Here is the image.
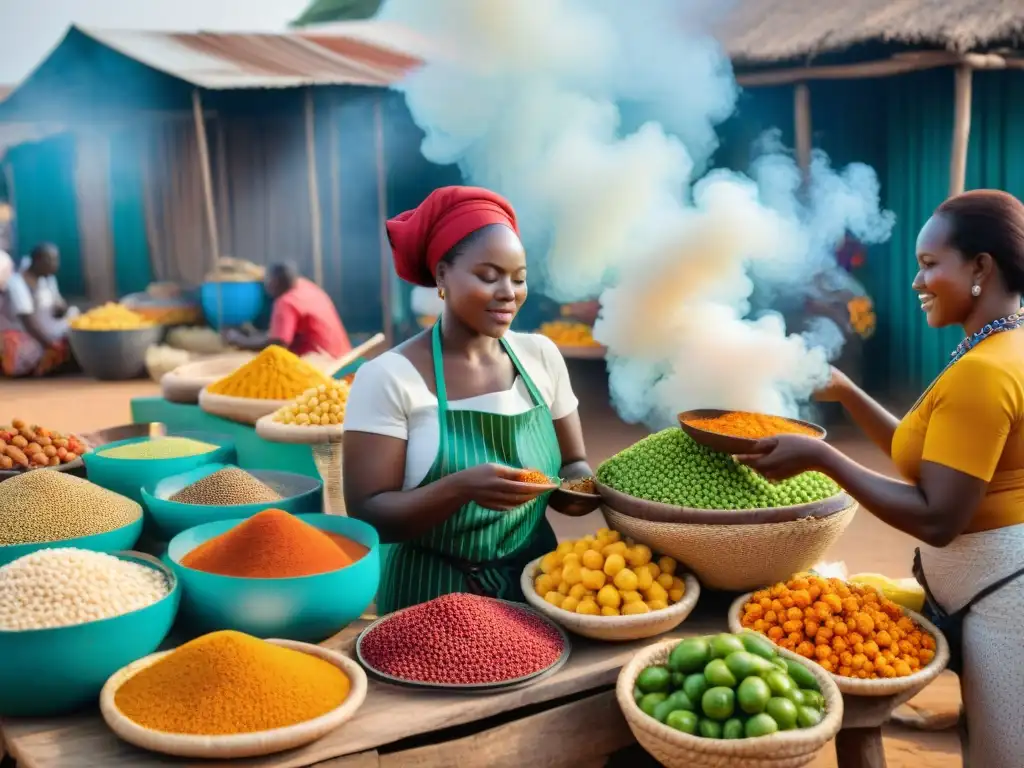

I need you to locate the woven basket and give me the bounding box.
[727,592,950,697]
[520,559,701,641]
[600,486,856,592]
[617,640,843,768]
[198,388,288,426]
[100,639,367,759]
[160,353,254,404]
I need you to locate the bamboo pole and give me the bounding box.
[305,88,325,288]
[949,65,974,198]
[793,82,812,178]
[191,89,222,326]
[328,95,343,301]
[373,94,393,346]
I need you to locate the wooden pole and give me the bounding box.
[949,65,974,198]
[794,82,812,178]
[191,89,222,326]
[328,95,343,302]
[305,88,325,288]
[373,94,393,345]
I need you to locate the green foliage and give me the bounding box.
[291,0,384,27]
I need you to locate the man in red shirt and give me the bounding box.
[225,264,351,357]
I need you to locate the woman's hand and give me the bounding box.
[733,435,835,482]
[814,366,853,403]
[453,463,554,511]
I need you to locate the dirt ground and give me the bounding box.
[1,361,962,766]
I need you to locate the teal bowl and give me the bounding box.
[141,463,323,540]
[0,514,143,567]
[82,431,236,503]
[167,514,380,643]
[0,551,180,717]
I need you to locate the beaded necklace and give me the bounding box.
[948,312,1023,366]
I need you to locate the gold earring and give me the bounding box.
[438,287,445,300]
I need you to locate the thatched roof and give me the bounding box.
[719,0,1024,63]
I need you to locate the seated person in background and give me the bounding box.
[225,263,352,358]
[0,243,76,377]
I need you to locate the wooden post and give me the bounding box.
[329,95,343,302]
[373,94,393,345]
[305,88,325,288]
[794,82,812,179]
[949,65,974,197]
[191,89,223,326]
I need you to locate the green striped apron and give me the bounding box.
[377,322,562,613]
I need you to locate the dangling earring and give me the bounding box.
[972,284,982,297]
[438,287,445,300]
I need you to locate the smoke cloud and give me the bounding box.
[381,0,894,428]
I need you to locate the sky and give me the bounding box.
[0,0,311,85]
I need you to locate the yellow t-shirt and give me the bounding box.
[892,330,1024,533]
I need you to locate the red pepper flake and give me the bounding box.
[360,593,564,685]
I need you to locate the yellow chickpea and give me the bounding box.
[549,568,563,587]
[622,601,651,615]
[657,573,675,590]
[635,565,654,591]
[645,582,669,604]
[573,540,590,557]
[604,553,626,577]
[626,544,653,568]
[562,563,583,586]
[561,596,580,613]
[580,567,606,591]
[535,574,554,595]
[620,590,644,604]
[597,584,621,609]
[555,541,574,555]
[647,600,669,612]
[614,567,639,592]
[602,541,628,558]
[601,606,621,617]
[576,598,601,616]
[605,530,622,543]
[562,553,581,568]
[581,549,604,570]
[647,562,662,580]
[568,583,589,600]
[544,591,564,608]
[540,553,560,574]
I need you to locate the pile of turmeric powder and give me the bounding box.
[113,631,350,735]
[684,411,821,440]
[207,346,330,400]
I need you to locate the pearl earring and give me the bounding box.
[972,284,982,297]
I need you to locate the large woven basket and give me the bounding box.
[727,592,950,697]
[617,639,843,768]
[599,484,856,592]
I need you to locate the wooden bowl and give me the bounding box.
[678,409,826,455]
[255,412,344,446]
[100,639,367,759]
[548,481,601,517]
[198,387,288,426]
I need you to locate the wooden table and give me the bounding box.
[0,595,926,768]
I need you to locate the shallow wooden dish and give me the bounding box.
[159,352,254,404]
[678,409,826,455]
[255,412,344,445]
[198,387,288,426]
[99,639,367,759]
[549,479,601,517]
[727,591,950,697]
[521,558,701,642]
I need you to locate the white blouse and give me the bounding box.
[344,332,579,490]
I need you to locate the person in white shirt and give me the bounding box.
[343,186,593,613]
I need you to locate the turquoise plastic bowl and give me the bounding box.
[82,431,236,503]
[0,551,180,717]
[140,463,323,540]
[0,515,143,567]
[167,514,380,643]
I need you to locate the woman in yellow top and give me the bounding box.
[736,189,1024,766]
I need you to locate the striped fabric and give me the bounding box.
[377,323,562,613]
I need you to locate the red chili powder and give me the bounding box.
[360,593,564,685]
[181,509,364,578]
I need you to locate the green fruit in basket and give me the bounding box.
[737,676,772,715]
[765,670,796,697]
[770,657,789,671]
[666,709,700,735]
[669,637,710,673]
[683,673,710,703]
[722,718,746,740]
[698,719,723,739]
[704,659,736,688]
[802,690,826,711]
[710,634,746,659]
[671,672,686,688]
[636,666,671,694]
[639,692,669,717]
[740,631,778,661]
[725,651,775,679]
[633,685,644,704]
[781,687,806,707]
[766,697,799,730]
[785,659,820,692]
[797,705,824,729]
[745,713,780,738]
[701,687,736,721]
[653,691,694,722]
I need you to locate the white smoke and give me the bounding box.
[381,0,894,428]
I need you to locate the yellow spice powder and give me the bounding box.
[207,346,330,400]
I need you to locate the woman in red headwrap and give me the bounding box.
[343,186,592,612]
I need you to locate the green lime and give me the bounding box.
[704,659,737,688]
[765,670,796,697]
[669,638,711,674]
[771,657,789,671]
[740,631,777,661]
[766,697,799,730]
[653,691,694,722]
[737,676,772,715]
[666,709,699,734]
[683,673,710,703]
[671,672,686,689]
[801,690,826,710]
[701,686,736,721]
[797,705,824,729]
[785,659,820,692]
[636,666,671,694]
[633,685,644,704]
[725,651,775,679]
[699,719,723,739]
[710,633,746,659]
[745,713,780,738]
[781,687,806,707]
[639,692,668,718]
[722,718,745,740]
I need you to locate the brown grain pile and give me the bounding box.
[169,468,282,506]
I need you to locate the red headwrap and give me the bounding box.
[386,186,519,287]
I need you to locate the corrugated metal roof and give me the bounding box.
[74,24,421,89]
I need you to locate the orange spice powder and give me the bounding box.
[685,411,819,440]
[518,469,552,485]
